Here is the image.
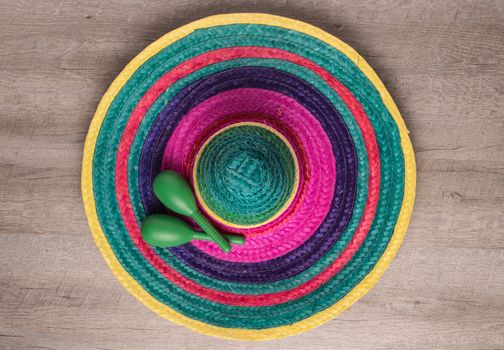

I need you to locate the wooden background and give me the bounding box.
[1,0,503,349]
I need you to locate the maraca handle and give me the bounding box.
[192,211,231,252]
[192,232,245,245]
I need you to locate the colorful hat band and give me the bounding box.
[193,122,300,229]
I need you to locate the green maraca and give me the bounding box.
[141,214,245,248]
[153,170,232,252]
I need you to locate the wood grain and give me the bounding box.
[1,0,503,349]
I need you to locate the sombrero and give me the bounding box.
[81,13,416,340]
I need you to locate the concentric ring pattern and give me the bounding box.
[81,13,416,340]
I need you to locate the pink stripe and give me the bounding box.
[162,88,335,262]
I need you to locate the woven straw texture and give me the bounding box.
[193,122,300,228]
[81,13,416,340]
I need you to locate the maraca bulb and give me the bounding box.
[141,214,246,248]
[153,171,197,216]
[141,214,193,247]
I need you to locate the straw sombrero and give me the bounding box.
[82,13,416,340]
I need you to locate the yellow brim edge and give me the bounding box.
[81,13,416,341]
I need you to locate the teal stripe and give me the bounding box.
[130,58,366,293]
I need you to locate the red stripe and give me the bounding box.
[114,46,380,306]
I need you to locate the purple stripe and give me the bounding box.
[138,66,357,283]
